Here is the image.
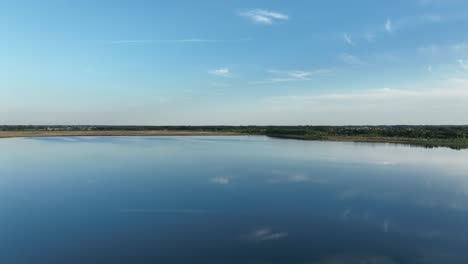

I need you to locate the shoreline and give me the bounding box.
[1,130,467,150]
[0,130,242,138]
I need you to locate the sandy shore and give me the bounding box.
[0,130,242,139]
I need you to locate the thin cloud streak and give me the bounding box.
[240,9,289,24]
[343,13,451,45]
[344,33,354,45]
[109,38,251,44]
[210,176,230,184]
[385,13,453,33]
[269,85,468,103]
[208,68,231,77]
[246,228,288,242]
[252,69,331,84]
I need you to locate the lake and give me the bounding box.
[1,136,468,264]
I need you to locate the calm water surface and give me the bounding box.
[1,136,468,264]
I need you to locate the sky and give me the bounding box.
[2,0,468,125]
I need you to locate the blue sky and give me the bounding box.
[2,0,468,125]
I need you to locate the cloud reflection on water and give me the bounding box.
[245,227,289,242]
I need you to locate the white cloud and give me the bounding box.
[210,176,230,185]
[253,69,330,84]
[240,9,289,24]
[208,68,231,77]
[343,33,354,45]
[256,78,468,125]
[385,18,393,33]
[287,70,317,79]
[247,228,288,242]
[269,83,468,102]
[9,66,467,126]
[458,59,468,70]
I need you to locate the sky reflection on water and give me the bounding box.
[1,136,468,264]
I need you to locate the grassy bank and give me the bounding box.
[266,134,468,150]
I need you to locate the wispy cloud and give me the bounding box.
[385,14,449,34]
[269,82,468,103]
[109,38,251,44]
[418,41,468,57]
[458,59,468,70]
[246,227,288,242]
[259,78,468,125]
[210,176,230,184]
[208,68,231,77]
[280,69,329,79]
[252,69,330,84]
[414,42,468,76]
[343,33,354,45]
[344,14,449,44]
[287,71,315,79]
[240,9,289,24]
[385,18,393,33]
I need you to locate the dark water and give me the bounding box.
[1,136,468,264]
